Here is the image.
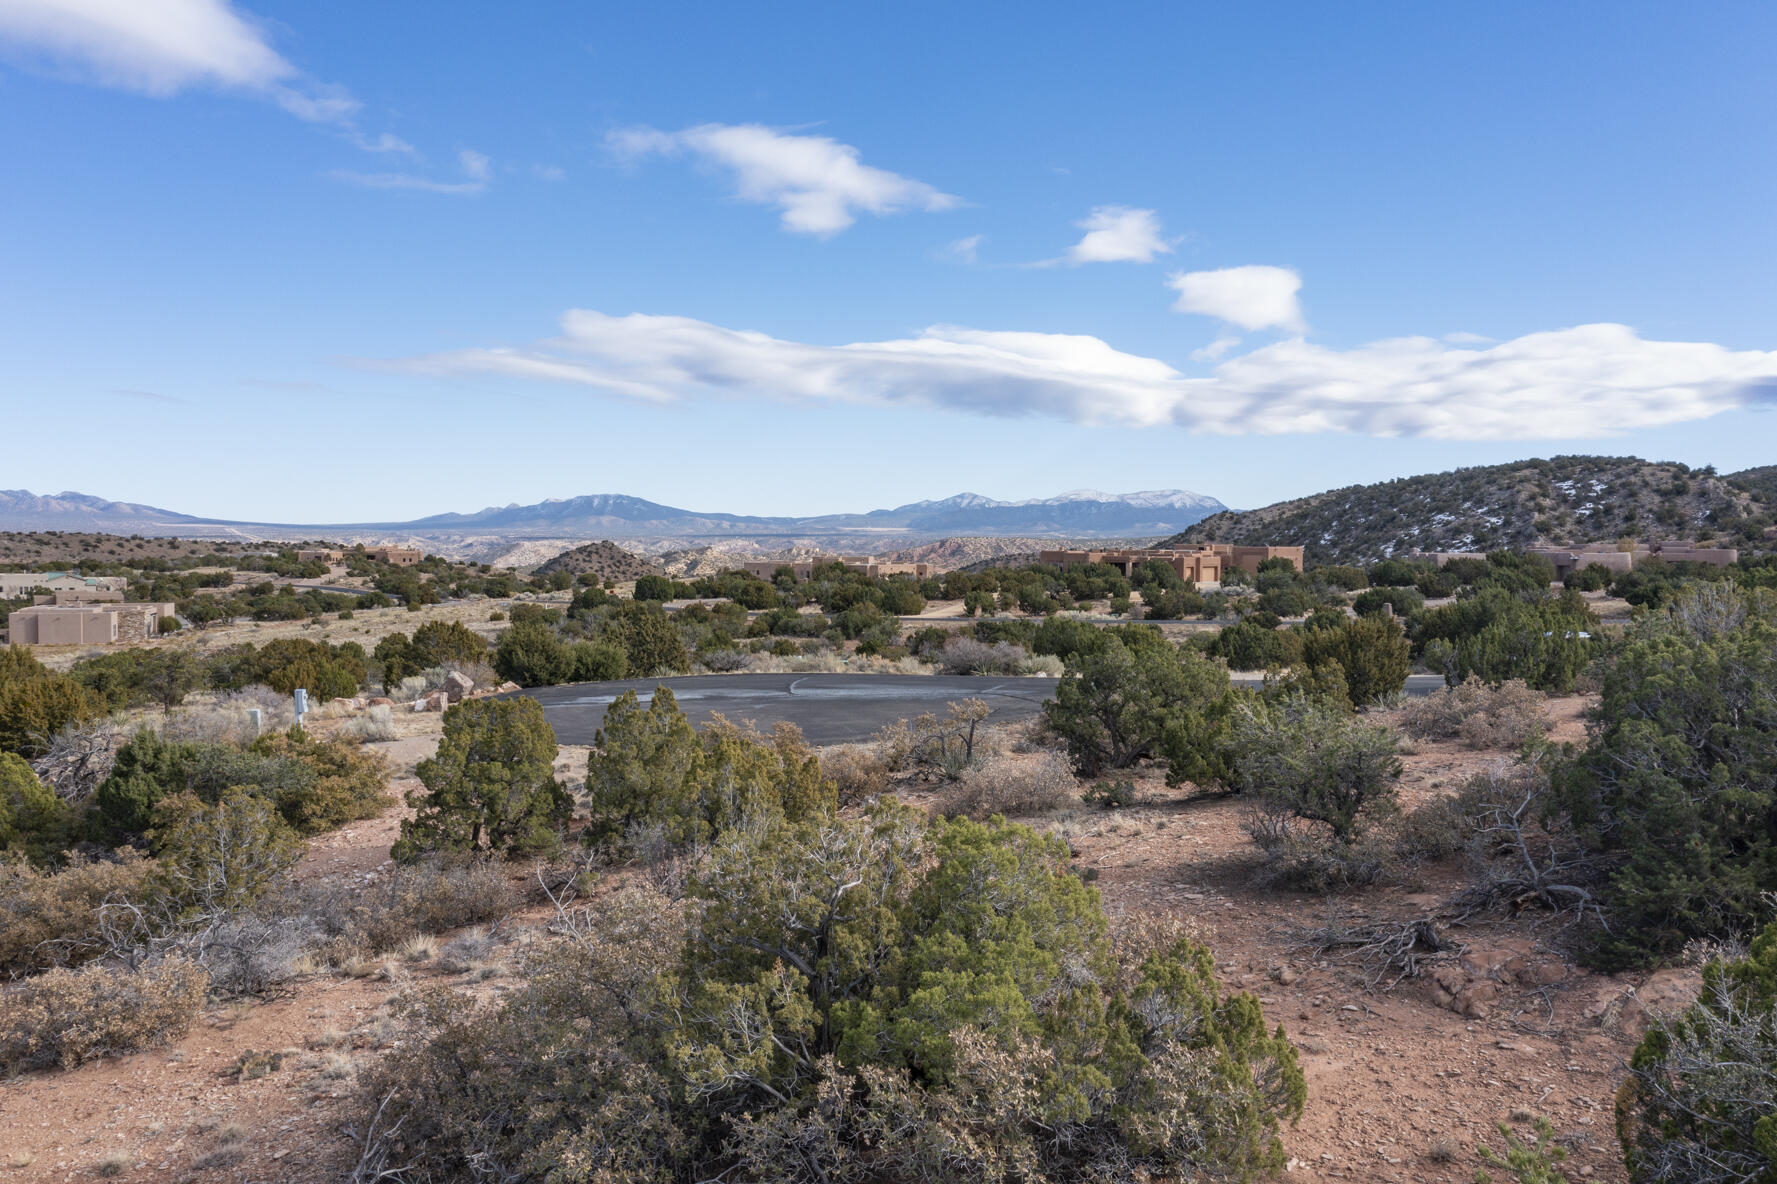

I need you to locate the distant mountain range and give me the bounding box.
[0,487,1227,543]
[1168,456,1773,565]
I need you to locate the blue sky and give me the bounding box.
[2,1,1774,522]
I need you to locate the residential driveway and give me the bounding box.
[506,672,1446,746]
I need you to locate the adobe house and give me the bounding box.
[1527,542,1738,579]
[297,548,346,563]
[4,601,177,645]
[365,546,422,566]
[1038,543,1303,584]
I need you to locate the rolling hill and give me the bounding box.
[1168,456,1773,565]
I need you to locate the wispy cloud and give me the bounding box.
[110,387,189,405]
[941,234,984,264]
[1050,206,1173,265]
[607,122,959,236]
[376,311,1777,440]
[329,148,492,196]
[1168,265,1304,332]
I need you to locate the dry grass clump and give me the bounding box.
[338,704,397,742]
[820,743,891,808]
[93,1150,133,1177]
[0,958,207,1073]
[0,852,155,977]
[1399,676,1547,750]
[947,750,1077,818]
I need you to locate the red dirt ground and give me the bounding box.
[1,694,1679,1182]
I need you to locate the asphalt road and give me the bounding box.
[508,672,1448,747]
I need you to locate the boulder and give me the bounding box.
[498,681,522,694]
[329,697,358,711]
[444,670,475,703]
[423,690,449,712]
[368,697,394,707]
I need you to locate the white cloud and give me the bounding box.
[606,122,959,236]
[1063,206,1172,264]
[378,313,1777,440]
[329,147,490,196]
[0,0,359,122]
[458,149,490,181]
[532,164,566,181]
[942,234,983,264]
[1444,330,1494,345]
[349,131,415,155]
[1169,265,1305,332]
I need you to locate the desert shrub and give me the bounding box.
[1352,586,1423,618]
[1399,675,1547,749]
[1395,792,1476,863]
[254,732,391,832]
[29,717,124,804]
[0,957,207,1073]
[695,647,746,672]
[947,750,1077,818]
[1477,1117,1572,1184]
[410,621,487,666]
[1414,587,1599,692]
[1554,583,1777,965]
[394,698,569,861]
[337,703,397,743]
[936,635,1029,675]
[492,621,575,687]
[0,852,155,977]
[148,788,303,919]
[1618,917,1777,1184]
[570,639,629,681]
[1044,636,1236,787]
[194,912,318,997]
[308,856,520,961]
[1236,696,1402,889]
[1206,618,1303,671]
[1082,778,1136,809]
[0,662,105,758]
[820,743,890,808]
[357,809,1305,1183]
[1015,652,1065,676]
[583,689,834,847]
[611,602,693,677]
[1297,614,1412,708]
[0,752,73,864]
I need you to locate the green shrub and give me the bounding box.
[410,620,487,666]
[0,752,73,864]
[394,697,569,861]
[1619,918,1777,1183]
[359,809,1305,1183]
[0,661,105,758]
[583,689,833,846]
[1236,696,1402,889]
[148,788,303,918]
[1298,615,1411,707]
[252,733,390,833]
[492,620,574,686]
[1044,637,1235,787]
[1083,779,1136,809]
[1555,584,1777,965]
